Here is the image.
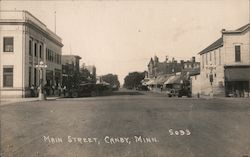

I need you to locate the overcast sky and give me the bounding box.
[1,0,249,84]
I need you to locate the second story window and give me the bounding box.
[202,55,204,69]
[219,48,221,65]
[39,45,42,58]
[29,40,32,56]
[34,43,37,57]
[3,37,14,52]
[214,51,216,65]
[205,53,208,65]
[235,45,241,62]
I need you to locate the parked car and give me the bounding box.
[68,83,111,98]
[165,85,191,97]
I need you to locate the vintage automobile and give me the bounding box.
[165,84,191,98]
[68,83,111,98]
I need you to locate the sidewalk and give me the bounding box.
[0,96,60,106]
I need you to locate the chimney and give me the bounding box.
[172,57,175,63]
[165,56,169,62]
[192,57,195,63]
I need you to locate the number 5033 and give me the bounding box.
[169,129,191,136]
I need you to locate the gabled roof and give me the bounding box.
[236,23,250,31]
[147,57,154,66]
[198,23,249,55]
[198,37,223,55]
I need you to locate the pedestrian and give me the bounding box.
[58,85,62,96]
[30,84,35,97]
[45,84,50,96]
[63,85,67,97]
[52,84,55,95]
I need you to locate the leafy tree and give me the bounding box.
[101,74,120,89]
[123,72,145,89]
[80,66,96,83]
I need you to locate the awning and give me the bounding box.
[225,66,250,81]
[164,75,183,84]
[155,74,172,85]
[141,78,150,85]
[146,79,156,85]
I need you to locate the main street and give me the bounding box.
[1,90,250,157]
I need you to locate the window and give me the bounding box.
[235,45,241,62]
[34,68,37,86]
[46,48,48,60]
[219,49,221,65]
[39,45,42,58]
[206,53,208,65]
[209,52,212,61]
[214,51,216,65]
[3,37,14,52]
[29,67,32,87]
[202,55,204,69]
[34,43,37,57]
[3,67,13,87]
[29,40,32,56]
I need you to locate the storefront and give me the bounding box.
[224,66,250,97]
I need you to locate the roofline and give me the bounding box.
[198,44,223,55]
[222,23,250,34]
[62,55,82,59]
[198,23,249,55]
[0,10,63,47]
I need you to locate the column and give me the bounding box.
[43,43,46,86]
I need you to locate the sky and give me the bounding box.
[1,0,249,84]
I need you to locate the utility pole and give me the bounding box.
[206,62,216,98]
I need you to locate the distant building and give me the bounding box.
[147,55,200,78]
[197,23,250,97]
[61,55,81,86]
[147,56,183,78]
[0,10,63,98]
[146,55,200,93]
[85,65,96,77]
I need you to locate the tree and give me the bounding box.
[80,66,96,83]
[101,74,120,89]
[123,72,145,89]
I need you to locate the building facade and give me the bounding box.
[147,56,183,78]
[147,56,200,78]
[0,10,63,98]
[62,55,81,87]
[198,23,250,97]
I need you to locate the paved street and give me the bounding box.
[1,90,250,157]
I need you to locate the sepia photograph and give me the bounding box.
[0,0,250,156]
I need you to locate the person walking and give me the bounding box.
[63,85,67,97]
[30,84,35,97]
[51,84,55,95]
[58,85,62,96]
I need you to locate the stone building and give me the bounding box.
[0,10,63,98]
[197,23,250,97]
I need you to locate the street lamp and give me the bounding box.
[206,62,216,98]
[35,61,47,100]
